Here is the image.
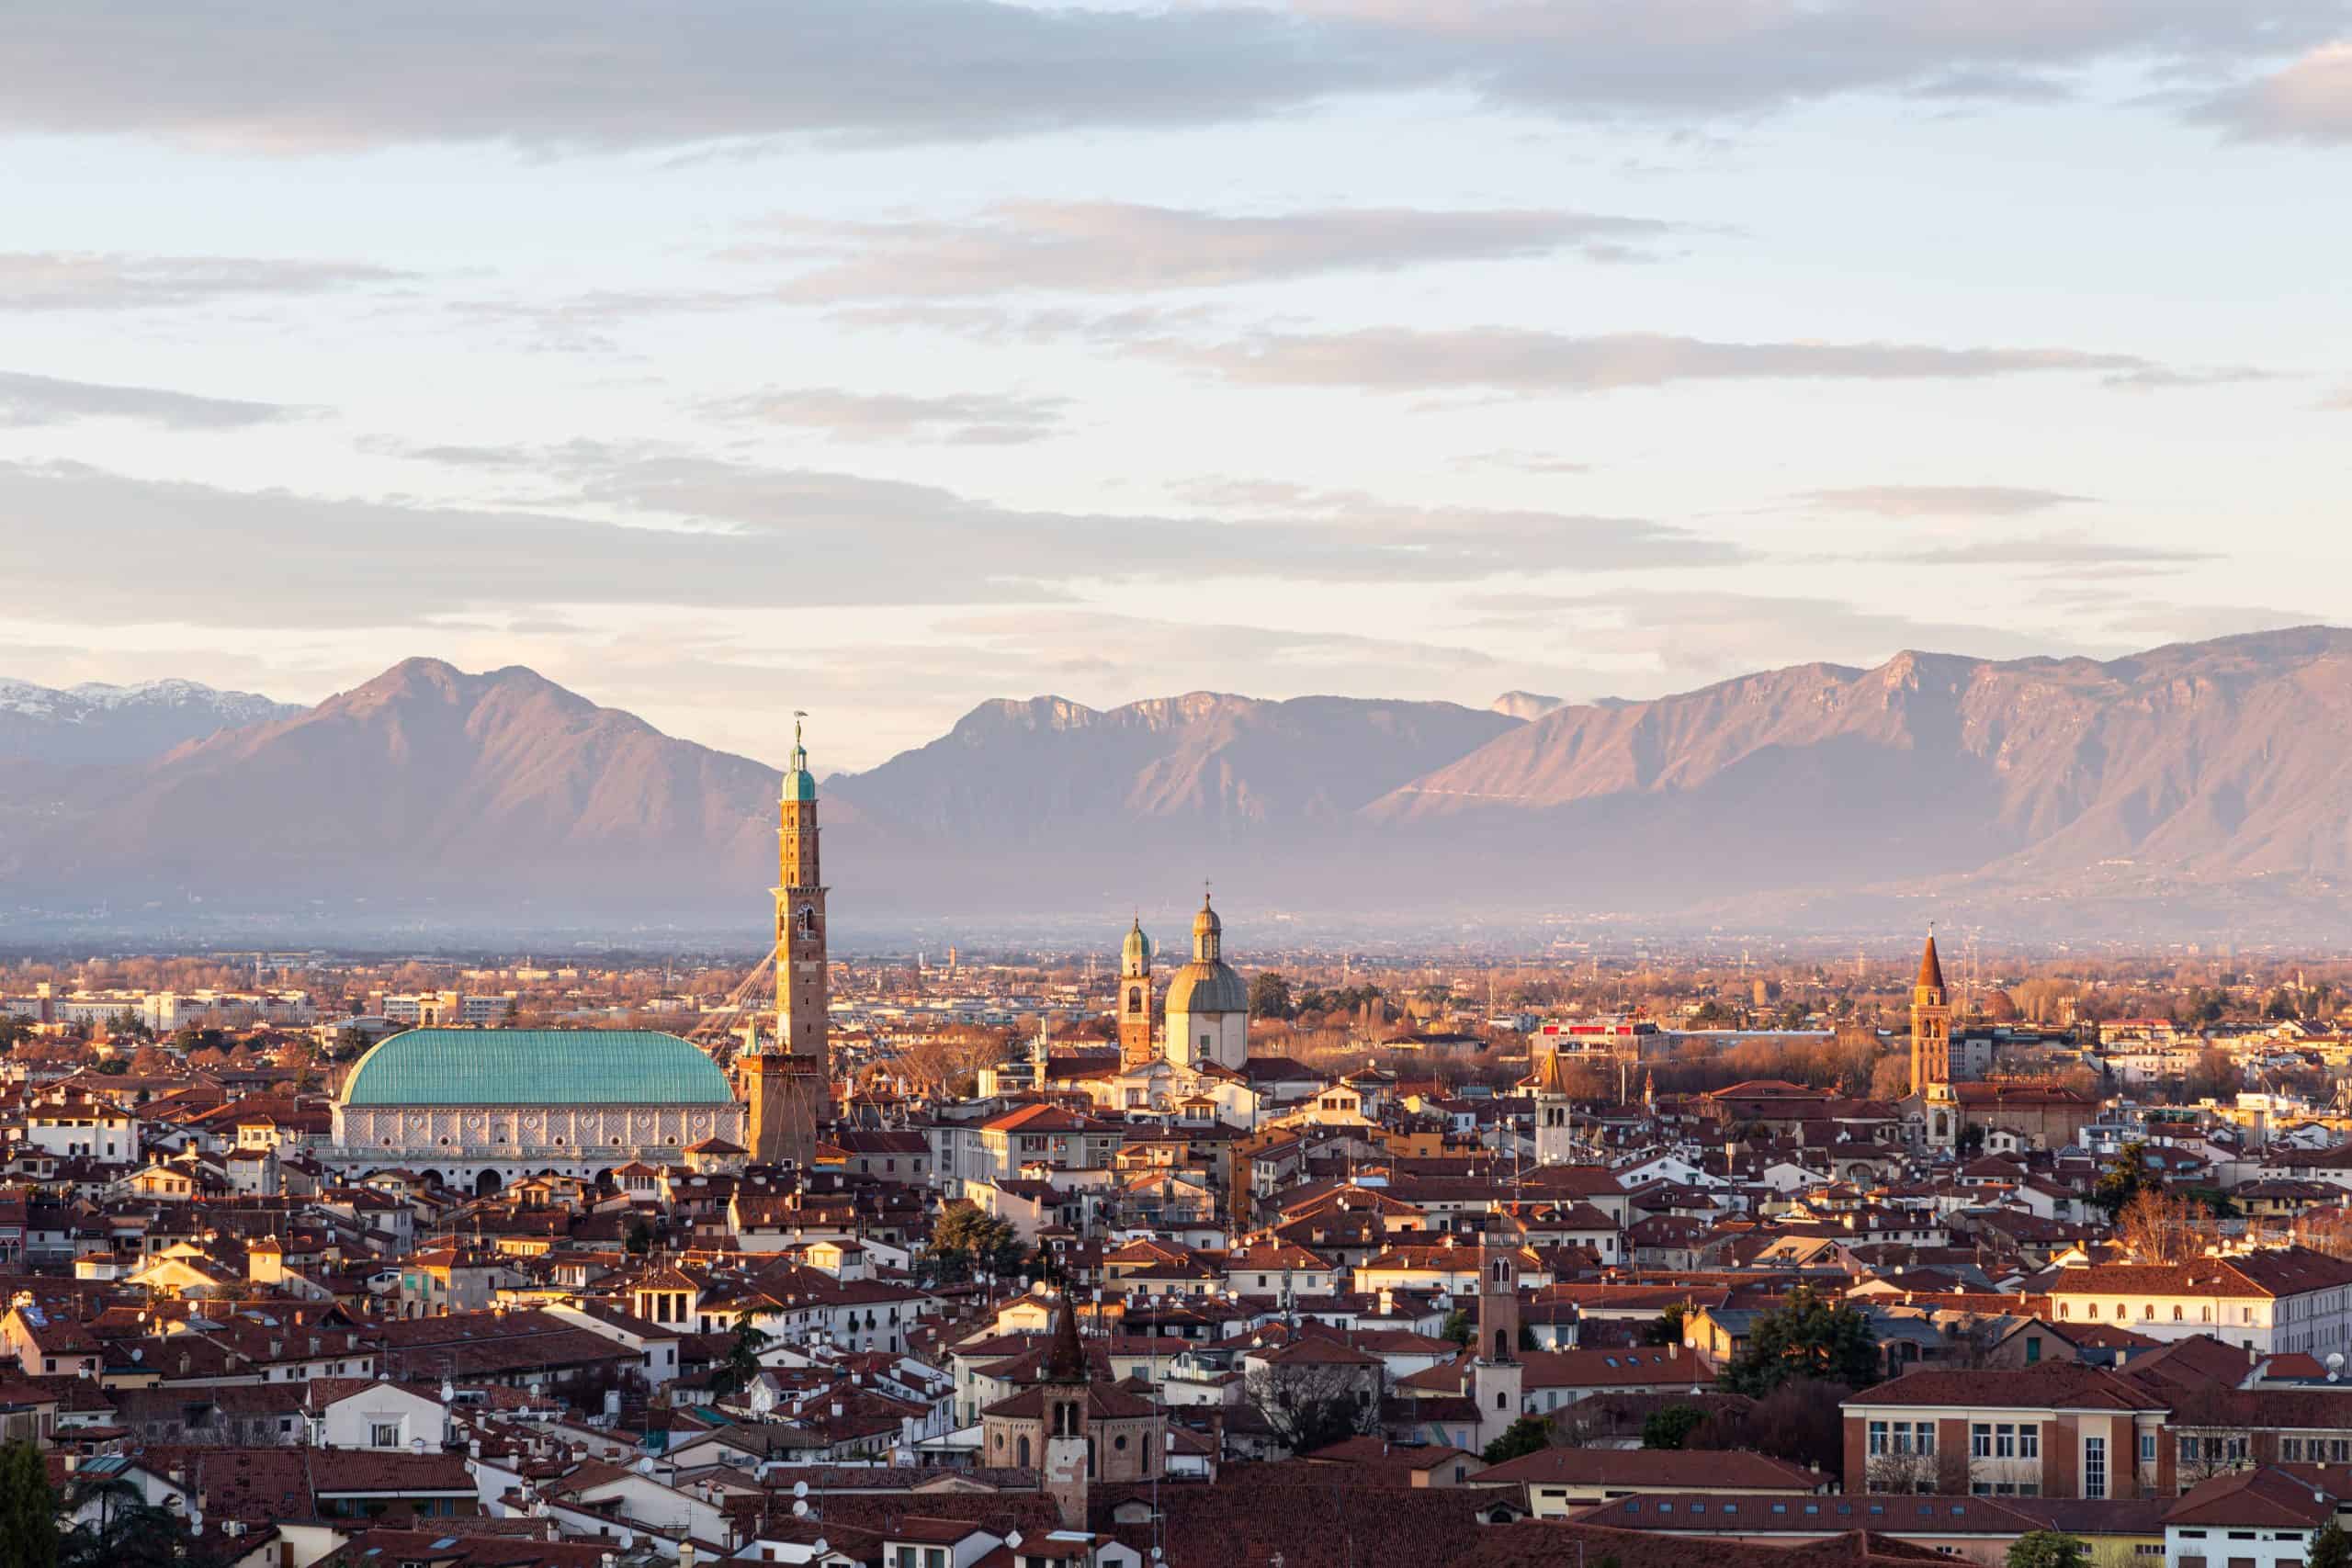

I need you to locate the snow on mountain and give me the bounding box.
[0,675,300,761]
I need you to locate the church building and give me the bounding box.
[1163,894,1248,1072]
[1908,927,2098,1152]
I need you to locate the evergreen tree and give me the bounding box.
[0,1438,59,1568]
[1482,1415,1552,1464]
[1641,1303,1689,1346]
[928,1202,1027,1283]
[2308,1517,2352,1568]
[2005,1532,2088,1568]
[1249,973,1295,1021]
[709,1313,772,1400]
[1718,1285,1879,1396]
[1642,1404,1704,1450]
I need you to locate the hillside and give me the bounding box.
[1365,626,2352,916]
[826,691,1521,841]
[12,659,796,914]
[0,676,299,764]
[13,631,2352,934]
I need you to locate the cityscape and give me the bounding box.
[6,5,2352,1568]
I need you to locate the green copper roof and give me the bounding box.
[340,1029,734,1108]
[782,723,818,803]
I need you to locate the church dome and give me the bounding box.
[1121,919,1152,973]
[1167,891,1245,1015]
[1165,957,1248,1017]
[341,1029,735,1108]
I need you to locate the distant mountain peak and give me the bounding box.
[17,628,2352,934]
[0,674,300,764]
[1490,691,1564,720]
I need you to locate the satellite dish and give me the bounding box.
[791,1501,808,1518]
[793,1482,808,1499]
[1006,1533,1023,1551]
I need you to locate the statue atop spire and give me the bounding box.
[782,710,814,802]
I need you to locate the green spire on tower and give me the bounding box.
[782,710,816,802]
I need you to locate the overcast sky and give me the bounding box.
[3,1,2347,771]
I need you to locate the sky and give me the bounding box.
[2,1,2348,773]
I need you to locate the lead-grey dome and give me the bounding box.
[1164,960,1248,1016]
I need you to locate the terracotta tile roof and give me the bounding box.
[2165,1465,2340,1529]
[1475,1448,1823,1491]
[1577,1493,2043,1535]
[1844,1366,2165,1413]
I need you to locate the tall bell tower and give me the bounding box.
[745,715,831,1168]
[1908,928,1951,1096]
[1117,917,1154,1068]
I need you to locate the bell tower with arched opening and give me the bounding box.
[745,715,830,1168]
[1117,917,1154,1067]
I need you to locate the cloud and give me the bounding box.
[0,370,300,430]
[531,446,1740,579]
[1146,327,2191,394]
[0,252,412,311]
[444,289,760,355]
[1903,67,2075,105]
[827,301,1227,347]
[1905,530,2215,567]
[356,436,539,469]
[1453,450,1593,475]
[1461,587,2113,681]
[0,2,2328,152]
[694,386,1068,445]
[2196,40,2352,142]
[1795,485,2093,517]
[0,1,1407,152]
[0,454,1736,633]
[755,200,1699,300]
[1306,1,2346,124]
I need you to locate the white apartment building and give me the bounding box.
[2043,1247,2352,1355]
[24,1100,139,1163]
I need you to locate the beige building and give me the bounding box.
[1163,895,1248,1072]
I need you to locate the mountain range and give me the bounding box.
[0,677,299,765]
[9,628,2352,936]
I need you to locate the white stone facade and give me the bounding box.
[325,1101,744,1188]
[1165,1004,1248,1072]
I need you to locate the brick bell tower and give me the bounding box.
[1908,927,1951,1096]
[1471,1244,1524,1451]
[1117,916,1154,1068]
[744,715,830,1168]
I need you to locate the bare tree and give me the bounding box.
[2297,1208,2352,1262]
[2169,1385,2250,1486]
[1242,1359,1386,1454]
[1866,1448,1940,1495]
[2118,1189,2211,1265]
